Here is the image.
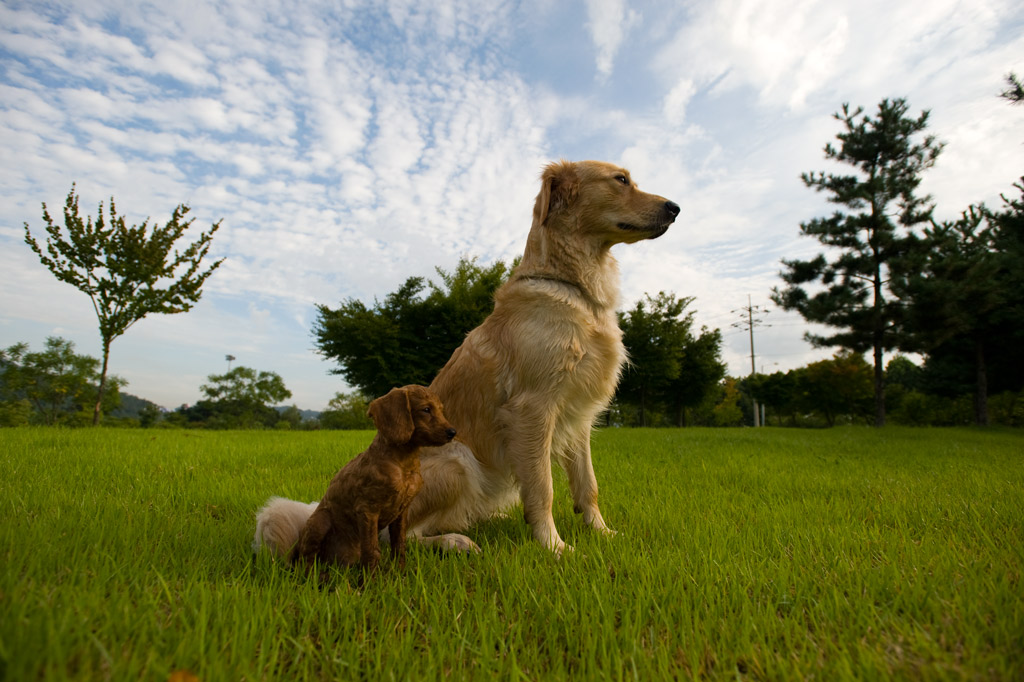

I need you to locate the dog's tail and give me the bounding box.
[252,497,319,557]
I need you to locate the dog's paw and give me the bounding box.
[436,533,481,554]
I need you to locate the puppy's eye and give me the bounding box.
[614,175,629,186]
[421,406,432,414]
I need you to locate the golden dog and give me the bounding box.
[409,160,678,554]
[254,160,678,556]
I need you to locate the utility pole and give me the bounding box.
[732,295,770,426]
[226,354,235,372]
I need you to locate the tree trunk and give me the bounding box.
[974,334,989,426]
[92,341,110,426]
[677,405,687,428]
[872,249,886,428]
[873,340,885,427]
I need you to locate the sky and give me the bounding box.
[1,0,1022,412]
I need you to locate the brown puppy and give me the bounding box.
[288,385,456,572]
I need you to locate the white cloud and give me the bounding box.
[585,0,640,79]
[663,78,697,125]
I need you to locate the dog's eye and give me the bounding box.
[614,175,629,186]
[421,406,432,414]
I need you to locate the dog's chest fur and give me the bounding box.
[493,278,625,409]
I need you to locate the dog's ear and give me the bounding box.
[533,160,579,226]
[367,387,415,445]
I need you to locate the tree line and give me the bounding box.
[311,258,731,429]
[0,339,374,429]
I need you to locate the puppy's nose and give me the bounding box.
[664,201,680,218]
[445,428,457,440]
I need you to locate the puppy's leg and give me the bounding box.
[357,511,382,571]
[559,430,615,536]
[289,507,332,571]
[388,513,408,569]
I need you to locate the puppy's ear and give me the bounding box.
[367,387,415,445]
[533,160,579,226]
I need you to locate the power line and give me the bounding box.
[731,295,770,427]
[731,295,771,375]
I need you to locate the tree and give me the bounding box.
[312,257,514,398]
[987,180,1024,390]
[24,185,223,425]
[1001,72,1024,105]
[617,292,693,426]
[200,366,291,406]
[181,366,292,429]
[0,337,123,425]
[891,209,1002,425]
[893,179,1024,425]
[798,351,874,427]
[771,98,944,426]
[744,370,800,426]
[663,326,726,426]
[617,292,725,426]
[319,391,375,430]
[276,405,304,430]
[711,378,745,427]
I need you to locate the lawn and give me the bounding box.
[1,426,1021,680]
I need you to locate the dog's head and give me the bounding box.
[532,160,680,245]
[367,385,457,447]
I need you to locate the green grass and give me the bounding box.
[1,426,1022,681]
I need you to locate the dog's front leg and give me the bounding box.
[357,511,382,571]
[561,429,615,536]
[506,405,567,555]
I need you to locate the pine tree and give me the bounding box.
[771,99,944,426]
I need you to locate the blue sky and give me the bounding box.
[2,0,1022,411]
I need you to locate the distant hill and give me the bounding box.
[109,395,321,421]
[276,405,321,421]
[109,391,164,419]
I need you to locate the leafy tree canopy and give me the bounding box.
[312,256,516,398]
[24,185,223,424]
[200,366,291,407]
[319,392,374,430]
[0,337,123,425]
[617,292,725,426]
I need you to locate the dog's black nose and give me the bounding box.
[665,201,680,218]
[446,428,457,440]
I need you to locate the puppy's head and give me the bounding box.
[533,160,680,245]
[367,385,457,447]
